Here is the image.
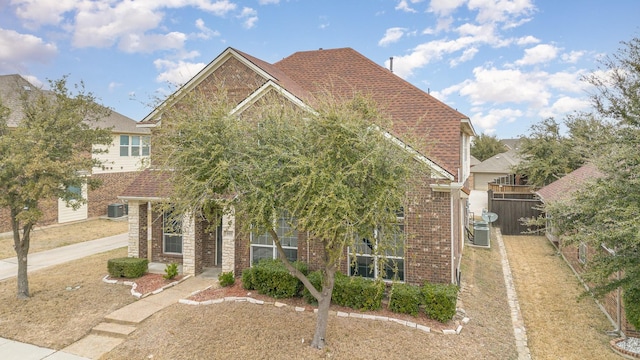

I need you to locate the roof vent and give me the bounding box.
[389,57,394,73]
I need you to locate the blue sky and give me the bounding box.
[1,0,638,138]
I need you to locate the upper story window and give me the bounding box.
[120,135,150,157]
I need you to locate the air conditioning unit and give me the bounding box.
[108,204,124,218]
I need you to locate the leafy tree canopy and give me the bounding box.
[514,115,613,188]
[0,76,113,298]
[545,36,640,328]
[153,89,425,349]
[470,133,506,161]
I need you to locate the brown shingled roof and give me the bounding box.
[536,164,603,203]
[119,169,173,200]
[273,47,469,176]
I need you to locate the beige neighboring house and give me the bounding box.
[470,149,521,191]
[0,74,150,232]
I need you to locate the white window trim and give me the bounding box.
[250,215,298,264]
[349,214,405,282]
[163,210,183,255]
[578,242,587,264]
[120,135,151,157]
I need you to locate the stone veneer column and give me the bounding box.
[221,208,236,274]
[181,213,196,276]
[127,200,139,258]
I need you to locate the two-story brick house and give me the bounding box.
[0,74,150,232]
[120,47,475,286]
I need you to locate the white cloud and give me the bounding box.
[258,0,279,4]
[472,108,523,131]
[515,35,540,45]
[539,96,590,119]
[0,28,57,72]
[428,0,465,16]
[450,47,479,67]
[395,0,421,13]
[458,66,552,107]
[119,32,187,53]
[14,0,237,54]
[379,27,407,47]
[238,7,258,29]
[154,59,206,85]
[108,82,122,92]
[561,50,585,64]
[12,0,77,29]
[468,0,536,25]
[195,19,220,40]
[515,44,559,66]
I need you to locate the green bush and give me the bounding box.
[107,257,148,278]
[163,263,179,280]
[624,286,640,329]
[389,283,421,316]
[302,270,323,305]
[421,282,459,322]
[241,268,255,290]
[332,273,385,311]
[250,259,308,299]
[218,271,235,287]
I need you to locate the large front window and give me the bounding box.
[163,208,183,254]
[251,214,298,264]
[350,210,405,281]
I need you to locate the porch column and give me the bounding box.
[127,200,140,258]
[221,208,236,274]
[182,214,197,276]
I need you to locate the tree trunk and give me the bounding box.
[12,211,31,299]
[311,267,336,349]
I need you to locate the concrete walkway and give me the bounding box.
[0,233,128,281]
[62,274,218,359]
[0,232,220,359]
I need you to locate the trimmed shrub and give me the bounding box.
[108,257,148,278]
[241,268,255,290]
[389,283,421,316]
[250,259,308,298]
[302,270,323,305]
[163,263,179,280]
[421,282,459,322]
[332,273,385,311]
[624,285,640,330]
[218,271,235,287]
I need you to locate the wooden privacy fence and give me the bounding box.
[488,190,543,235]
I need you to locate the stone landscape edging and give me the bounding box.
[611,338,640,359]
[102,274,192,299]
[178,294,470,335]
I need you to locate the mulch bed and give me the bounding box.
[187,278,457,333]
[106,273,185,297]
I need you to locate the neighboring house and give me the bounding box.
[120,47,476,286]
[470,149,521,191]
[537,164,637,337]
[0,74,150,232]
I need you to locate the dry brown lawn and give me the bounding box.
[0,218,128,259]
[104,241,518,359]
[504,235,618,360]
[0,247,135,350]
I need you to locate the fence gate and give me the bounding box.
[488,190,543,235]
